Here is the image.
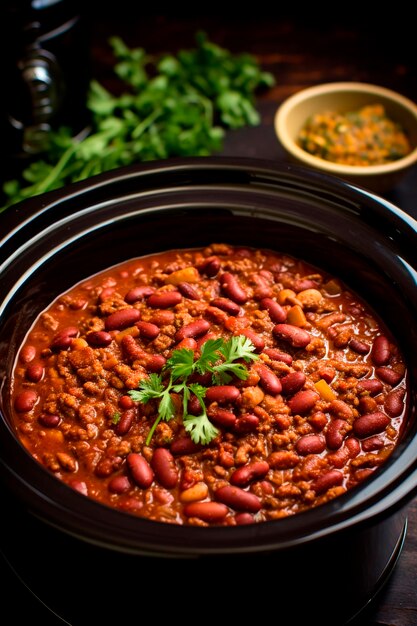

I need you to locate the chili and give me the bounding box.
[10,243,408,526]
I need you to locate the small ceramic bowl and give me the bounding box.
[274,82,417,193]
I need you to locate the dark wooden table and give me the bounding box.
[2,10,416,625]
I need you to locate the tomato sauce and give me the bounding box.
[10,243,408,526]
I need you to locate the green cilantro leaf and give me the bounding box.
[166,348,195,381]
[128,373,165,403]
[183,412,219,446]
[195,338,224,375]
[213,335,258,383]
[128,335,258,446]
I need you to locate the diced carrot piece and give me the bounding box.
[314,378,337,401]
[287,304,307,327]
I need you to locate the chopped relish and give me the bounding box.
[297,104,412,166]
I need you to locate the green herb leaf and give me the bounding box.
[128,373,165,403]
[213,335,258,383]
[184,412,219,446]
[166,348,195,381]
[128,335,258,445]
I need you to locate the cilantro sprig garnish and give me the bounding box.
[128,336,258,445]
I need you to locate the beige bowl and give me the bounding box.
[274,82,417,193]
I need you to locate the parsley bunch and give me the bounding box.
[128,336,259,446]
[1,32,274,211]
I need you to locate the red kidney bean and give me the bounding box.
[326,447,350,469]
[115,409,135,436]
[147,291,182,309]
[197,256,221,277]
[51,326,78,350]
[235,512,255,525]
[210,297,241,316]
[385,388,405,417]
[145,354,166,373]
[375,367,404,386]
[362,436,384,452]
[70,480,88,496]
[295,434,326,455]
[356,379,383,396]
[86,330,113,347]
[345,437,360,458]
[177,282,200,300]
[329,399,354,421]
[206,306,229,325]
[312,470,344,494]
[234,414,259,433]
[189,371,212,386]
[183,501,228,522]
[230,461,270,487]
[260,298,287,323]
[117,498,143,513]
[353,412,390,438]
[196,332,217,350]
[205,385,240,404]
[119,395,134,410]
[25,363,44,383]
[188,394,202,416]
[105,308,141,331]
[318,366,336,383]
[126,453,154,488]
[124,286,155,304]
[108,475,131,494]
[98,287,115,302]
[256,480,274,495]
[326,418,350,450]
[288,389,319,414]
[208,407,237,428]
[263,348,293,365]
[136,321,160,340]
[359,396,378,415]
[273,324,311,348]
[19,345,36,363]
[38,414,60,428]
[176,338,198,351]
[237,328,265,352]
[121,334,144,361]
[14,389,38,412]
[371,335,391,366]
[220,272,248,304]
[309,410,328,431]
[170,436,201,455]
[175,319,211,343]
[149,310,175,326]
[348,338,370,354]
[215,485,261,513]
[255,364,282,395]
[293,278,319,291]
[280,371,306,395]
[151,448,179,489]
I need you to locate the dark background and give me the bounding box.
[1,5,417,625]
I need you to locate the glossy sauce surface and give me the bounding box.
[10,244,408,526]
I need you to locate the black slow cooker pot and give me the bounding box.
[1,157,416,625]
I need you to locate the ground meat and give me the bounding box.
[10,244,408,527]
